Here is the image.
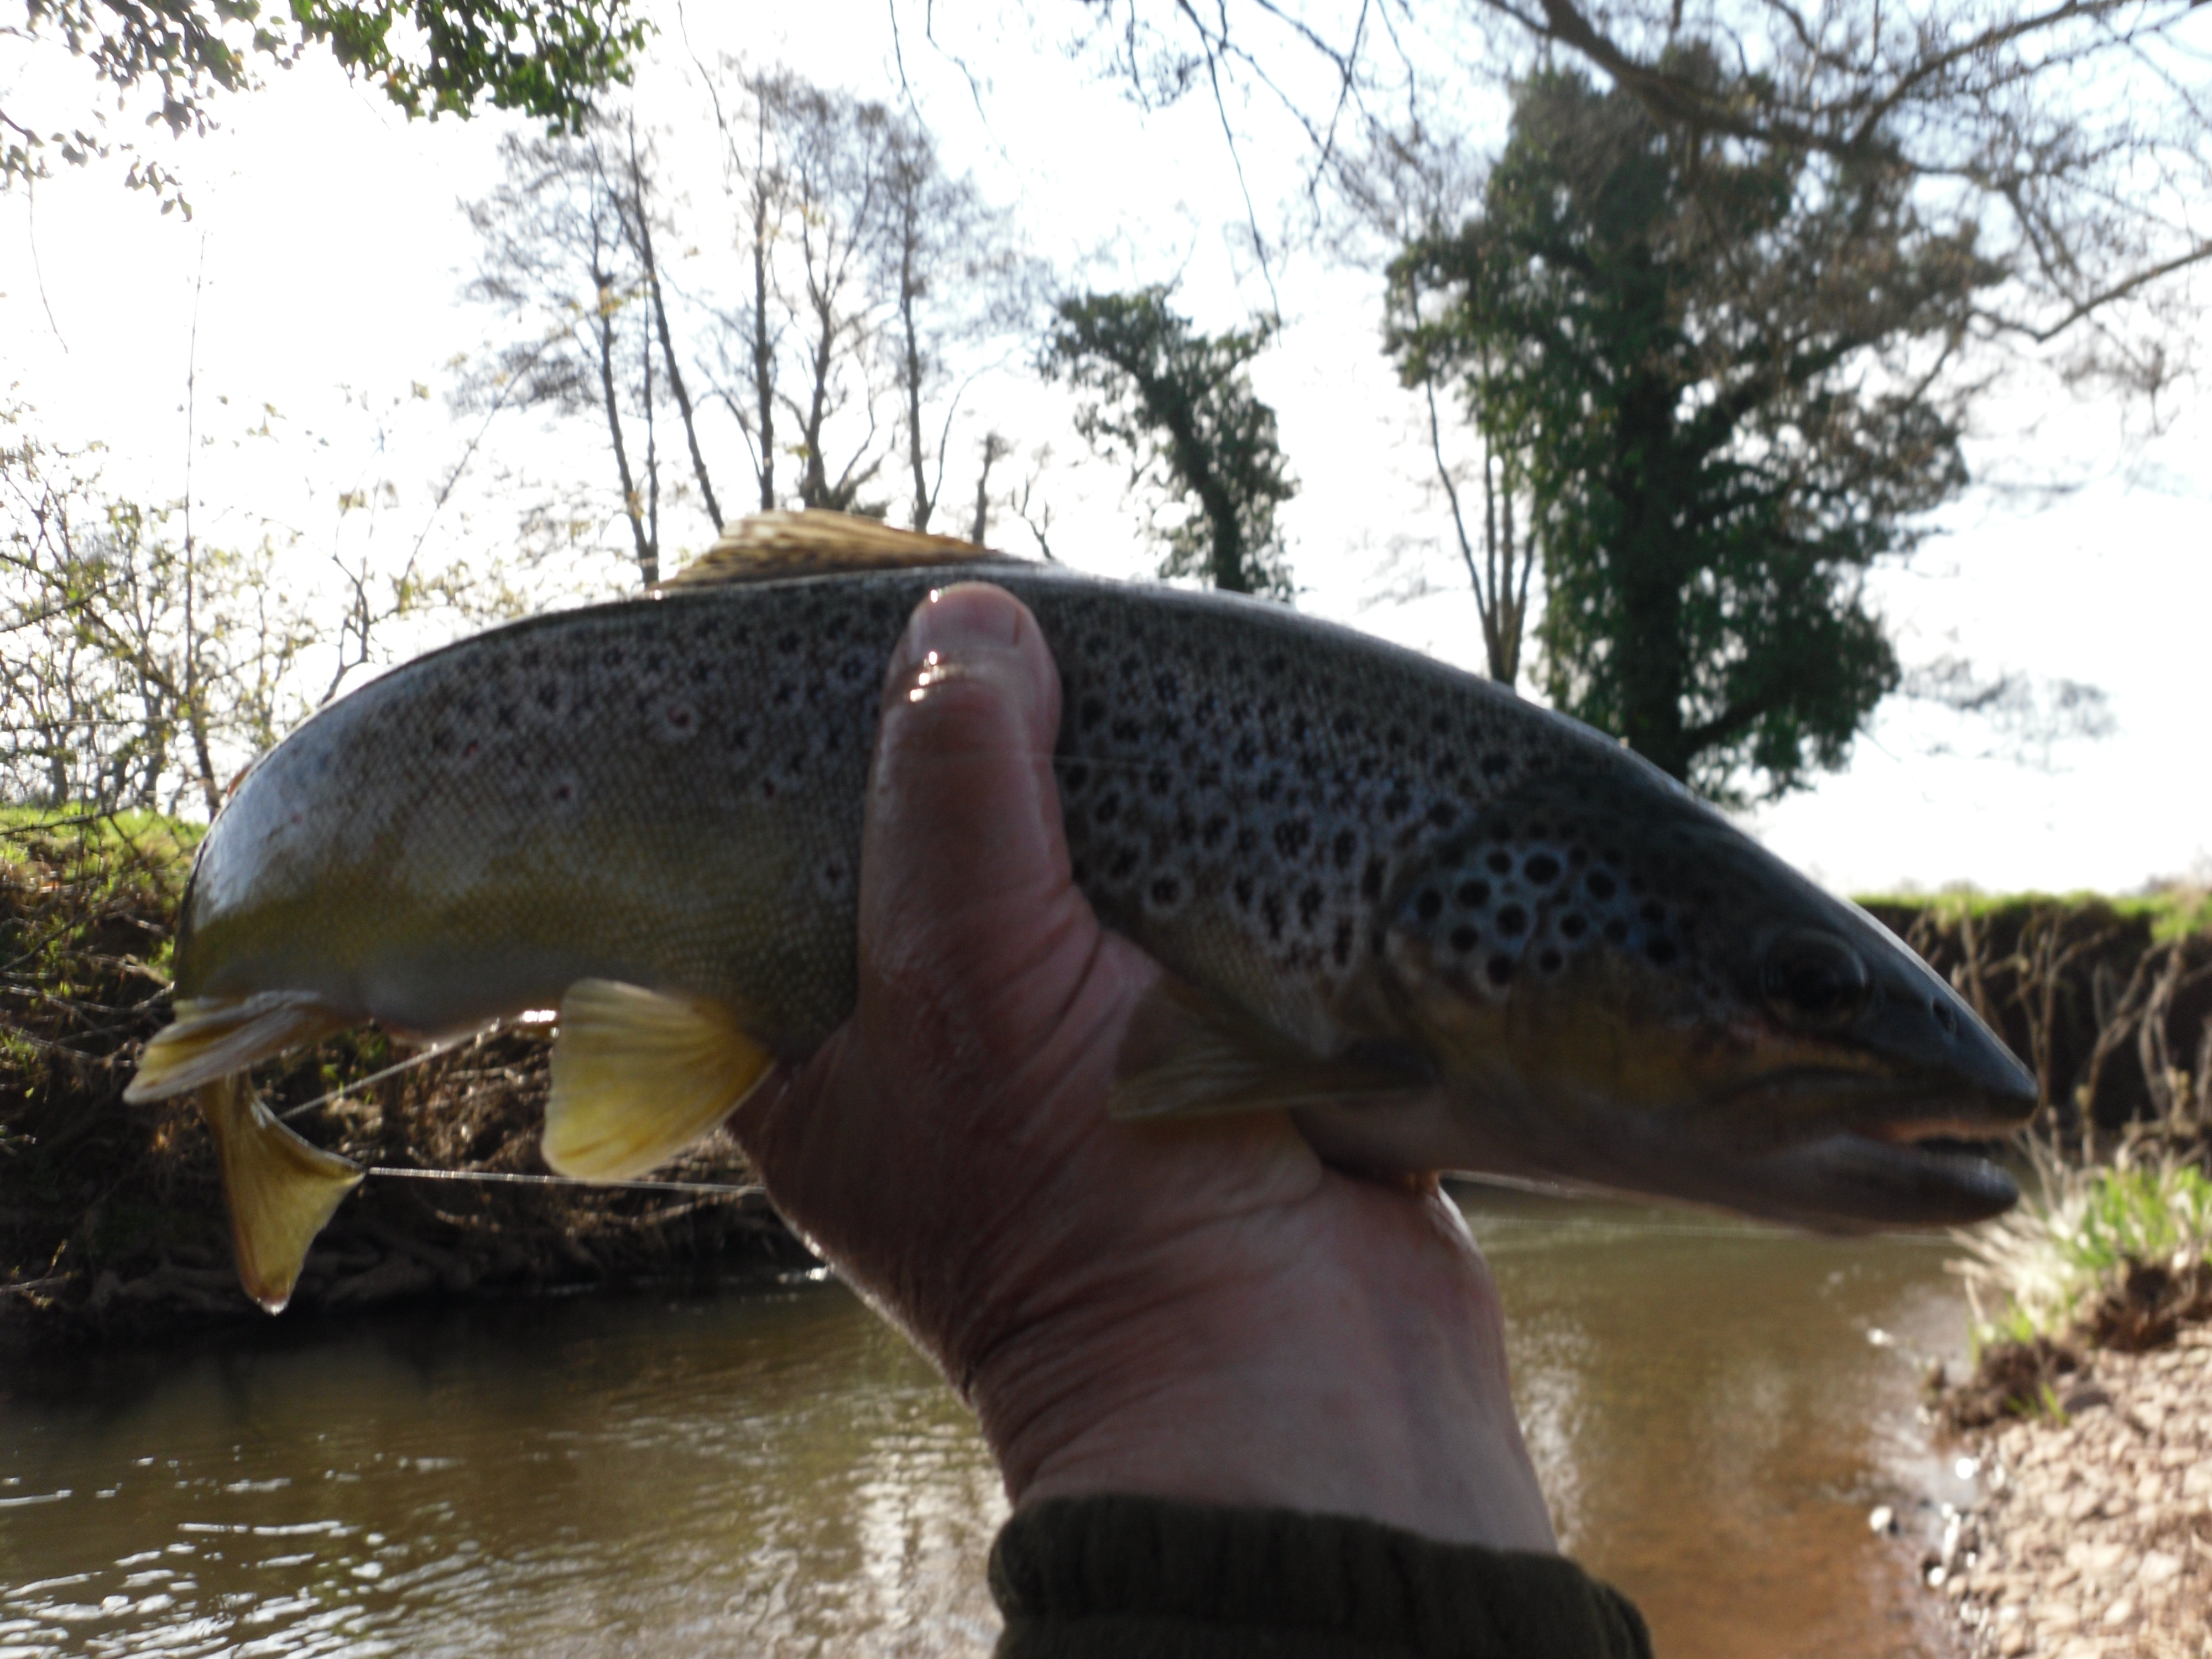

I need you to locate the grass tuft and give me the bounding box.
[1951,1142,2212,1350]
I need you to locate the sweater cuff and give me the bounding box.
[989,1494,1652,1659]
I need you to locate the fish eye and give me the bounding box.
[1760,930,1871,1031]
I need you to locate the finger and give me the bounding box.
[857,583,1110,1086]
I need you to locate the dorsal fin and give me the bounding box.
[659,510,1024,589]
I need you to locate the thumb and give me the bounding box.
[859,582,1080,1020]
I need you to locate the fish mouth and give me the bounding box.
[1555,1072,2034,1231]
[1728,1128,2020,1230]
[1696,1067,2033,1228]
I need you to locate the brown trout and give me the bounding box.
[126,513,2034,1310]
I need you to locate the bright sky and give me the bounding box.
[2,0,2207,897]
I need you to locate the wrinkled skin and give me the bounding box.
[731,585,1556,1550]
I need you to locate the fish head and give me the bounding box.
[1370,764,2036,1228]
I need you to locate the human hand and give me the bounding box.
[729,582,1556,1553]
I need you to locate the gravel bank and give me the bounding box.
[1928,1321,2211,1658]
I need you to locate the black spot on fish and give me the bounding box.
[1063,763,1090,793]
[1233,737,1260,768]
[1482,754,1511,778]
[1332,831,1357,870]
[1486,850,1512,876]
[1427,801,1457,828]
[1263,891,1286,940]
[1235,826,1260,856]
[1298,885,1324,929]
[1383,790,1411,820]
[1587,870,1618,900]
[1386,726,1406,749]
[1071,860,1089,885]
[1111,717,1142,744]
[1538,948,1563,974]
[1486,954,1514,987]
[1450,926,1478,953]
[1333,920,1354,968]
[537,684,559,712]
[1559,912,1588,940]
[1569,846,1589,867]
[1646,937,1678,967]
[1110,847,1139,880]
[1361,857,1387,900]
[1202,815,1229,849]
[1604,919,1629,943]
[1416,888,1443,921]
[1149,766,1172,796]
[1496,905,1527,936]
[1457,880,1490,909]
[1640,901,1666,926]
[1525,853,1561,884]
[1095,793,1120,824]
[1274,820,1311,859]
[1150,877,1181,907]
[1234,876,1255,911]
[1080,698,1105,732]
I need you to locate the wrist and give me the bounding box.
[968,1178,1558,1553]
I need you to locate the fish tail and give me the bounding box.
[126,993,349,1104]
[543,980,776,1180]
[197,1077,364,1313]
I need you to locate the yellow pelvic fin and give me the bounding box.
[197,1077,364,1314]
[659,509,1023,588]
[543,980,776,1180]
[124,993,351,1104]
[1109,974,1432,1121]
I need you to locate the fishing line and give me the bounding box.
[363,1166,764,1198]
[274,1026,509,1123]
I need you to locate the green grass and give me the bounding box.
[1856,884,2212,943]
[1953,1148,2212,1348]
[0,806,205,870]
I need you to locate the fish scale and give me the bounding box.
[128,514,2039,1312]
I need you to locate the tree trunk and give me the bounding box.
[627,132,721,534]
[596,271,653,586]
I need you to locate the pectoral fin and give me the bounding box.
[1109,974,1432,1120]
[198,1077,364,1313]
[544,980,776,1180]
[125,993,349,1104]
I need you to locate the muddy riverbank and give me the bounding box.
[1,823,809,1344]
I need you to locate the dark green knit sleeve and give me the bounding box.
[989,1496,1652,1659]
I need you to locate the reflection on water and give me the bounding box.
[0,1279,1006,1657]
[1469,1198,1974,1659]
[2,1199,1974,1658]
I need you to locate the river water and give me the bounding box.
[1,1194,1978,1658]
